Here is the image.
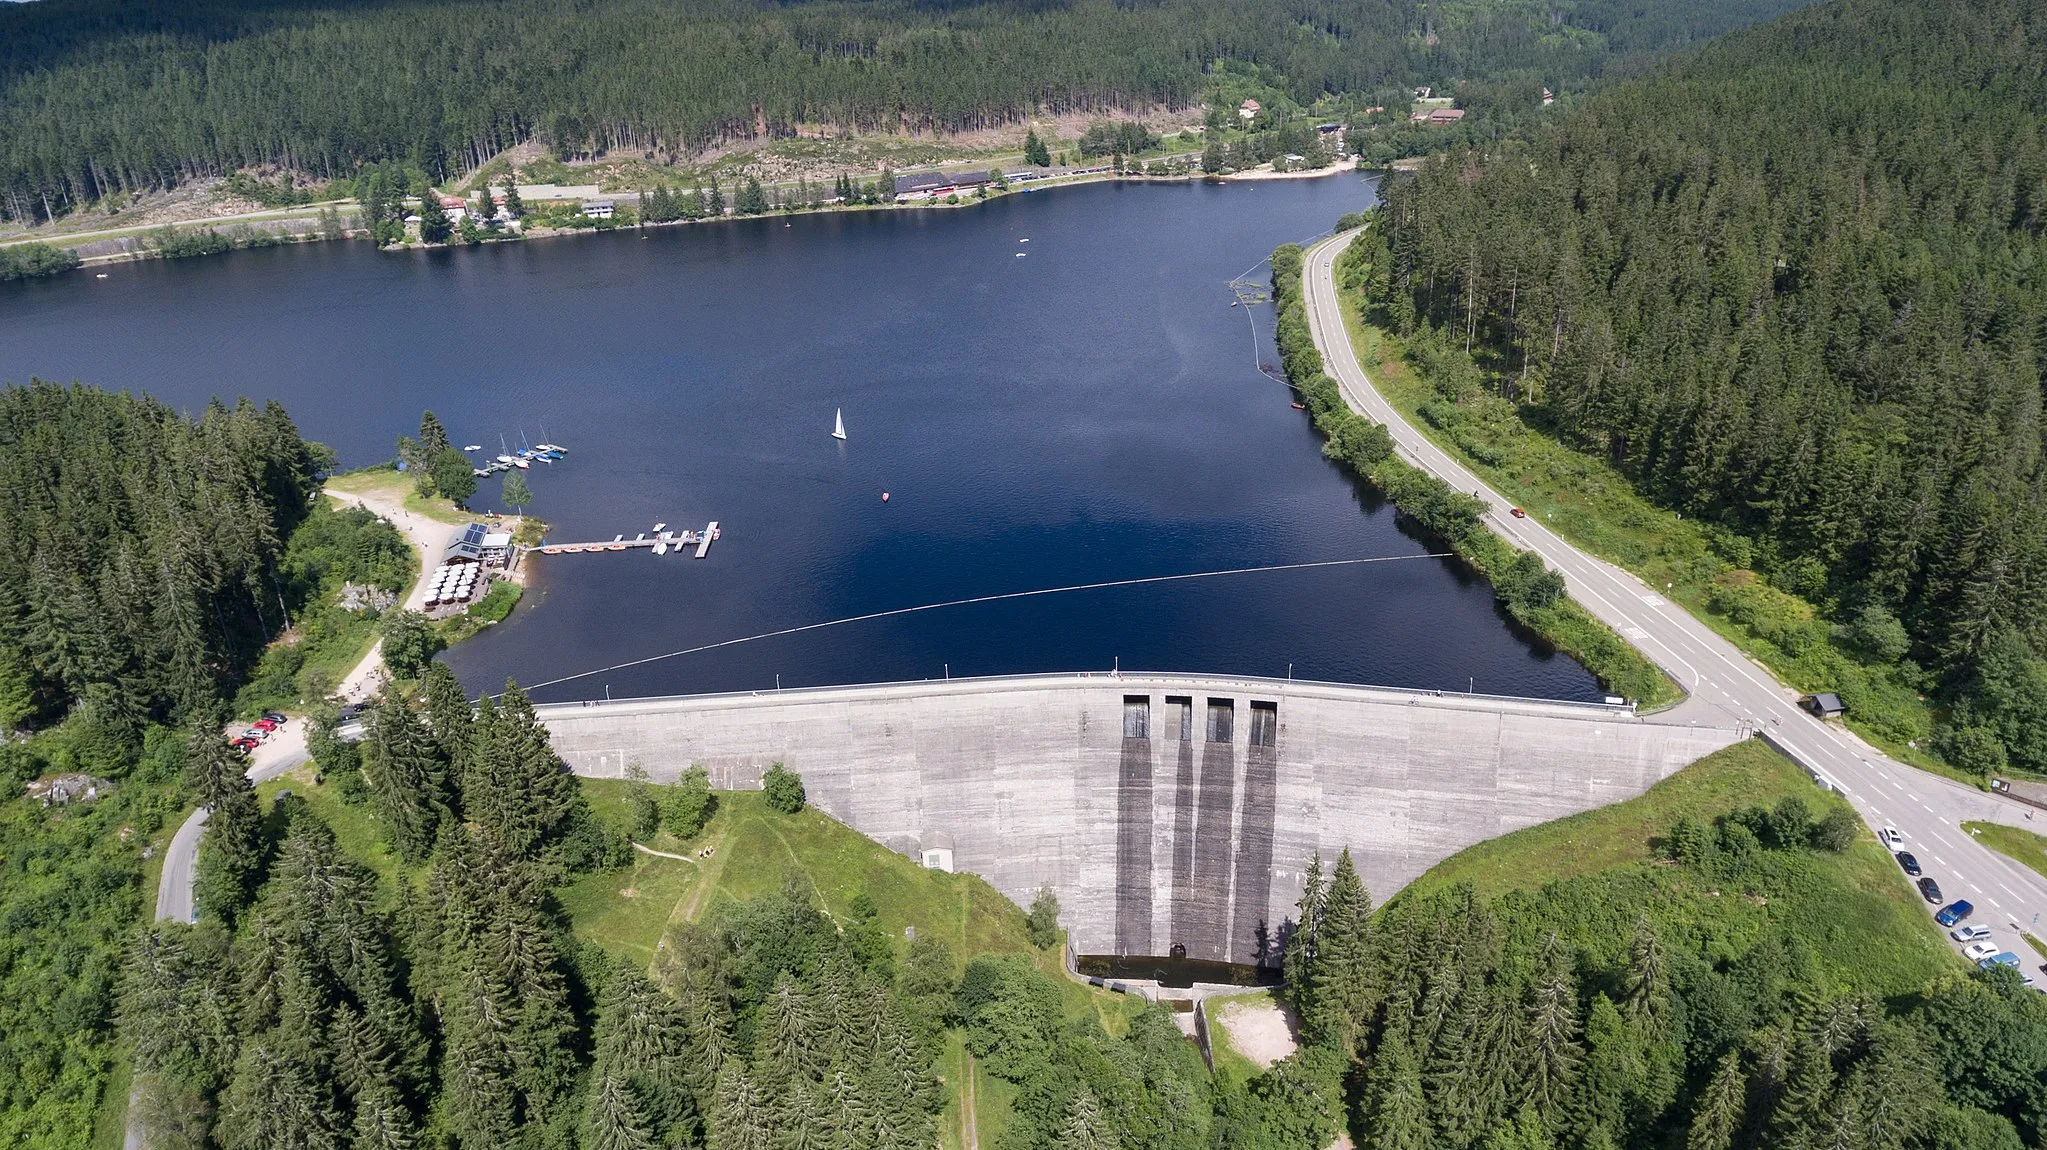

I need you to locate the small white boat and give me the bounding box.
[496,454,516,465]
[512,458,530,469]
[464,444,482,452]
[832,409,847,441]
[1015,252,1026,258]
[1019,238,1029,243]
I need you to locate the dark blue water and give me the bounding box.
[0,176,1600,703]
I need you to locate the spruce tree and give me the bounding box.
[1365,1032,1432,1150]
[1060,1085,1118,1150]
[1686,1050,1745,1150]
[1521,933,1583,1132]
[1304,848,1375,1054]
[501,179,524,219]
[420,411,450,455]
[1624,913,1669,1029]
[190,726,270,925]
[420,662,474,772]
[706,178,725,217]
[581,1067,658,1150]
[1023,128,1051,167]
[463,682,579,856]
[418,194,451,243]
[1282,852,1325,1016]
[363,696,451,863]
[712,1064,775,1150]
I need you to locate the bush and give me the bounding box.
[379,609,442,678]
[0,241,80,281]
[664,765,716,837]
[1025,884,1060,948]
[761,763,804,813]
[1933,724,2009,779]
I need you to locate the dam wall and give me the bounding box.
[535,673,1741,964]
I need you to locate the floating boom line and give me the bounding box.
[514,552,1454,695]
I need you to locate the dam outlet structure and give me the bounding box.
[534,672,1741,971]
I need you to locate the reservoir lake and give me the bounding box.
[0,174,1602,704]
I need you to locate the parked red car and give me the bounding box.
[231,737,260,753]
[253,718,280,732]
[1510,507,1527,518]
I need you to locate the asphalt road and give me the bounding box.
[1305,230,2047,975]
[150,722,310,925]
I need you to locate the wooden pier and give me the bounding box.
[530,521,720,558]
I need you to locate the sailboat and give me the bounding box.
[832,409,847,441]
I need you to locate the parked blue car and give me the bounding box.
[1980,951,2021,971]
[1936,900,1975,927]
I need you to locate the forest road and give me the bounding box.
[1305,229,2047,976]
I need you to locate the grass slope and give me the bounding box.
[1406,739,1955,998]
[1963,821,2047,884]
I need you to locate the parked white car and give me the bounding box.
[1952,924,1994,943]
[1964,941,2003,962]
[1879,825,1905,849]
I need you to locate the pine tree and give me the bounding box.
[501,180,524,219]
[471,190,495,226]
[1686,1050,1745,1150]
[1023,128,1051,167]
[706,178,725,217]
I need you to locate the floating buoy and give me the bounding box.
[881,492,891,502]
[96,273,108,279]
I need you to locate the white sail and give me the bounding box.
[832,409,847,440]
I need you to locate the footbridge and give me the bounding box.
[534,672,1740,965]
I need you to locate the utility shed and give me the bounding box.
[1804,692,1847,719]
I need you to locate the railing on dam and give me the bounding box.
[527,667,1639,718]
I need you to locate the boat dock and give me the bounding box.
[531,521,721,558]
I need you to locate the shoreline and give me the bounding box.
[4,162,1365,274]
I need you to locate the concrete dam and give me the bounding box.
[535,673,1741,966]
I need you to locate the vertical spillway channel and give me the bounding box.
[1185,698,1239,961]
[1167,696,1198,956]
[1230,700,1280,966]
[1116,696,1153,955]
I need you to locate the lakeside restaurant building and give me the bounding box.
[893,170,998,201]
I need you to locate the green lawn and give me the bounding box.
[324,466,471,526]
[1330,264,1954,778]
[1963,821,2047,884]
[1405,739,1956,997]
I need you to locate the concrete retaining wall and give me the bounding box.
[536,673,1740,964]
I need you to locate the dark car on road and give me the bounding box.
[1897,852,1922,876]
[1918,876,1944,903]
[1936,900,1975,927]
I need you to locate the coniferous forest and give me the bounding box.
[0,0,1814,222]
[1351,0,2047,770]
[0,382,330,729]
